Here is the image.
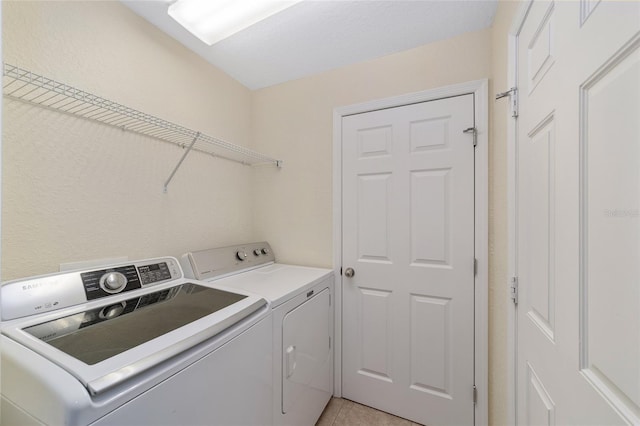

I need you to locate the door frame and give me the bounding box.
[332,79,489,425]
[506,2,535,425]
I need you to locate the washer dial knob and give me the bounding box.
[100,272,128,293]
[236,250,248,261]
[253,249,262,256]
[261,248,270,255]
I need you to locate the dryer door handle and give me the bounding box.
[285,345,297,379]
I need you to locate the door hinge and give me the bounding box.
[474,258,478,276]
[473,385,478,405]
[340,267,343,276]
[495,87,518,118]
[510,276,519,305]
[463,127,477,147]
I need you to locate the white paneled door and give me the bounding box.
[342,95,475,425]
[514,1,640,424]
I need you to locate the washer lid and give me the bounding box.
[213,264,332,307]
[2,280,267,396]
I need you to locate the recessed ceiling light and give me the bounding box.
[168,0,303,46]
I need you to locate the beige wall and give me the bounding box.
[2,1,255,279]
[251,28,492,267]
[489,1,521,425]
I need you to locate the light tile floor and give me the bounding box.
[316,397,423,426]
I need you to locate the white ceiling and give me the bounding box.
[122,1,498,90]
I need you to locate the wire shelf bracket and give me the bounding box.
[164,132,200,193]
[2,63,283,192]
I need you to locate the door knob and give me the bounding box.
[344,267,355,278]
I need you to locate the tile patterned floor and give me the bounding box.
[316,397,423,426]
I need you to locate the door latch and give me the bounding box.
[463,127,477,147]
[495,87,518,118]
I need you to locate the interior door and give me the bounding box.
[514,1,640,424]
[341,95,475,425]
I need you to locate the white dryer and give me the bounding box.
[181,242,334,426]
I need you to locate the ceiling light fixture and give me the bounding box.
[168,0,303,46]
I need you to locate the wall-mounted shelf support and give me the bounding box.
[164,132,200,193]
[2,63,283,191]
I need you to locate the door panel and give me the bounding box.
[520,113,556,341]
[410,169,451,266]
[357,173,392,261]
[342,95,475,426]
[515,1,640,424]
[583,44,640,411]
[358,287,392,380]
[409,295,452,397]
[526,363,555,426]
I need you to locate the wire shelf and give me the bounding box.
[2,64,282,188]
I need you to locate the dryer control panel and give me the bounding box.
[1,257,182,320]
[181,242,275,281]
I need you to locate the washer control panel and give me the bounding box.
[138,262,173,285]
[82,265,141,300]
[0,257,183,320]
[82,259,179,300]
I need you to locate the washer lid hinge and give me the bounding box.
[510,276,519,305]
[463,127,477,147]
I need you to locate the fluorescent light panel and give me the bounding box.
[168,0,302,46]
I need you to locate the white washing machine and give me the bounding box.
[181,242,334,426]
[1,257,273,426]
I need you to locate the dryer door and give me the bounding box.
[282,287,331,414]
